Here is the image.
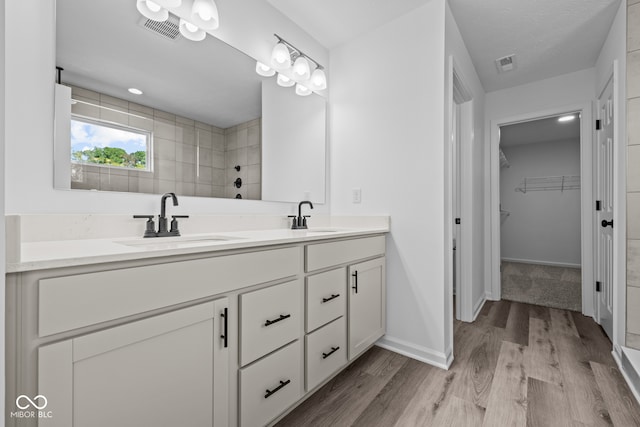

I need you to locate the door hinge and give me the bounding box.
[596,281,602,292]
[596,119,601,130]
[596,200,601,211]
[455,218,461,225]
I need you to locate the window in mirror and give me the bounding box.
[70,115,152,172]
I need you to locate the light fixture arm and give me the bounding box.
[274,34,324,70]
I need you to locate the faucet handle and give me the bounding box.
[170,215,189,236]
[302,215,311,228]
[287,215,298,229]
[133,215,157,238]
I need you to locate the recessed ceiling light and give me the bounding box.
[558,115,575,122]
[128,88,143,95]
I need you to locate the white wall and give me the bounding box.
[484,68,596,296]
[594,0,627,352]
[1,0,6,421]
[500,139,581,266]
[445,3,486,322]
[330,0,450,366]
[5,0,329,217]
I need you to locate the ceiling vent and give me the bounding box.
[495,54,517,73]
[139,14,181,41]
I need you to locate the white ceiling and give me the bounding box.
[57,0,261,128]
[268,0,621,92]
[500,114,581,147]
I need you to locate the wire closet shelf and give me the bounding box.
[515,175,580,193]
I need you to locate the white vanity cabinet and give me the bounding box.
[38,299,229,427]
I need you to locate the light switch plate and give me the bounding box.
[352,188,361,204]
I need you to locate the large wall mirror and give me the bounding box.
[54,0,326,203]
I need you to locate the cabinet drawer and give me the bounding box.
[240,280,301,366]
[39,247,299,337]
[239,340,302,427]
[306,268,346,333]
[305,317,347,392]
[305,236,385,272]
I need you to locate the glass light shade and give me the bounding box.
[179,19,206,41]
[270,43,291,70]
[309,68,327,91]
[292,56,311,81]
[191,0,219,30]
[277,73,295,87]
[256,61,275,77]
[163,0,182,7]
[295,83,312,96]
[137,0,168,21]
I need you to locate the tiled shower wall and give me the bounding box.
[627,0,640,349]
[69,85,261,200]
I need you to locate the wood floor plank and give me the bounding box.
[590,361,640,426]
[487,299,511,329]
[449,322,505,408]
[526,317,563,386]
[431,395,485,426]
[504,301,529,346]
[276,347,405,427]
[392,367,457,426]
[549,307,580,337]
[351,358,434,427]
[482,341,528,427]
[553,332,612,426]
[529,303,551,321]
[571,312,615,366]
[479,300,494,317]
[526,377,573,427]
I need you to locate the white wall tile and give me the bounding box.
[628,239,640,288]
[629,98,640,145]
[630,3,640,52]
[176,162,195,183]
[629,286,640,334]
[247,145,260,165]
[629,146,640,191]
[247,164,261,184]
[154,110,175,122]
[176,143,196,164]
[628,193,640,239]
[237,128,248,148]
[154,138,176,161]
[154,119,176,140]
[629,50,640,98]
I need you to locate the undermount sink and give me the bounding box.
[117,235,239,248]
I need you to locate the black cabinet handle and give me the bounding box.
[264,314,291,327]
[322,346,340,359]
[220,308,228,348]
[322,294,340,303]
[601,219,613,228]
[352,271,358,294]
[265,379,290,399]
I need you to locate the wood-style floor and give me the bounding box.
[276,300,640,426]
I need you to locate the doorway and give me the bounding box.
[498,113,582,311]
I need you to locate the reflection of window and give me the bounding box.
[70,117,152,171]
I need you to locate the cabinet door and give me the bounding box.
[348,257,385,360]
[38,299,229,427]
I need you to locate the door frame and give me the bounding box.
[488,102,594,316]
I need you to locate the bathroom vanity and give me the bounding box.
[5,215,388,427]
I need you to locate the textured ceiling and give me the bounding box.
[500,114,581,147]
[448,0,622,92]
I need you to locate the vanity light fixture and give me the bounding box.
[558,115,575,122]
[136,0,169,22]
[179,18,206,41]
[190,0,219,30]
[256,62,276,77]
[277,73,295,88]
[128,88,143,95]
[258,34,327,95]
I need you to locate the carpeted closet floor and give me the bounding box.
[501,261,582,312]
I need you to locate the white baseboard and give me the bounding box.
[376,335,452,369]
[501,257,581,269]
[472,296,487,321]
[614,347,640,406]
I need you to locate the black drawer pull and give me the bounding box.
[264,314,291,327]
[265,379,290,399]
[220,307,228,348]
[322,346,340,359]
[352,271,358,294]
[322,294,340,303]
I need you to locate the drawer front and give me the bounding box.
[39,247,300,337]
[306,268,346,333]
[305,236,385,272]
[240,280,302,366]
[305,317,347,392]
[240,340,302,427]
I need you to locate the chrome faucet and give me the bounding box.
[133,192,189,237]
[289,200,314,229]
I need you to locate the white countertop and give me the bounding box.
[7,218,389,273]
